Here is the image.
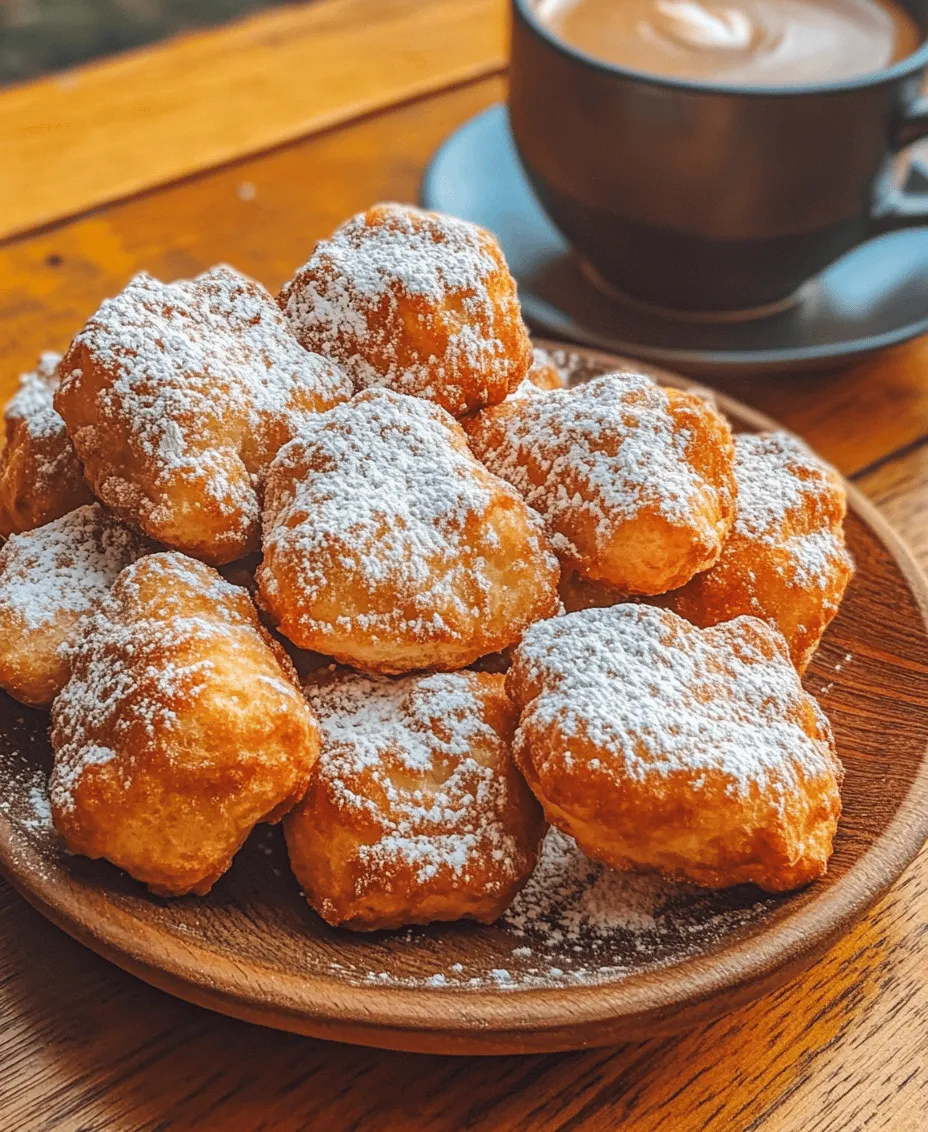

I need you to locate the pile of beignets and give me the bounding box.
[0,203,852,933]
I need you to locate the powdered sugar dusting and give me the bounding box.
[732,431,849,588]
[5,352,62,426]
[305,671,525,884]
[505,378,544,402]
[514,604,835,797]
[0,504,150,632]
[469,373,723,560]
[789,528,848,588]
[261,388,554,643]
[735,432,837,534]
[297,207,499,305]
[280,204,526,413]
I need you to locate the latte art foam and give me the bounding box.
[645,0,759,53]
[535,0,922,86]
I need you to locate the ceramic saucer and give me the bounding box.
[420,104,928,377]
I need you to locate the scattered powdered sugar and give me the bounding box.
[280,204,523,412]
[340,826,769,990]
[513,604,835,797]
[305,671,525,886]
[468,373,724,559]
[23,781,54,834]
[0,722,65,879]
[0,504,150,632]
[505,829,661,939]
[817,649,856,697]
[498,835,769,985]
[262,388,553,642]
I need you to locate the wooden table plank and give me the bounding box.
[0,0,507,243]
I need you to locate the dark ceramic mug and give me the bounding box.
[508,0,928,313]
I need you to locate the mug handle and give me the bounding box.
[871,94,928,231]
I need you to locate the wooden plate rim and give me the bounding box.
[2,341,927,1048]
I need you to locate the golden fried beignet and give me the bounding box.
[525,347,567,393]
[258,388,560,674]
[0,504,151,708]
[285,669,545,930]
[508,604,842,892]
[466,373,736,595]
[0,352,93,537]
[279,203,533,417]
[50,552,320,897]
[56,266,351,565]
[667,431,853,672]
[497,347,568,404]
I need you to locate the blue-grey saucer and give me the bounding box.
[420,104,928,378]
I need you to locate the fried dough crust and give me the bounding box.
[50,552,320,896]
[285,669,545,930]
[466,373,736,595]
[0,352,93,537]
[508,604,842,893]
[258,389,560,673]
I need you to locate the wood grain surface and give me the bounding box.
[1,6,928,1127]
[0,0,507,242]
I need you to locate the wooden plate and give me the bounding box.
[1,342,927,1056]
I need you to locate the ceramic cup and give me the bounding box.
[508,0,928,313]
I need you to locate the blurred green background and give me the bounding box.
[0,0,297,86]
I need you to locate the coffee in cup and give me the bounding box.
[509,0,928,312]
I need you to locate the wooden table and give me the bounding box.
[1,2,927,1128]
